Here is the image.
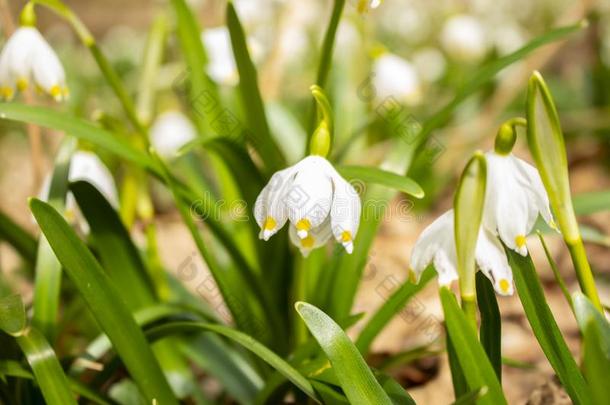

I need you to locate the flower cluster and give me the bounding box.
[254,156,361,256]
[410,149,554,295]
[0,27,68,101]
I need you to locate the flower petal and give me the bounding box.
[476,229,514,295]
[30,32,67,100]
[329,171,361,254]
[254,164,298,240]
[484,152,530,255]
[288,218,333,257]
[410,210,457,285]
[285,156,333,239]
[511,155,555,229]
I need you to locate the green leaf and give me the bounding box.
[337,165,424,199]
[202,137,265,207]
[32,137,74,340]
[419,21,586,144]
[0,208,37,263]
[439,287,506,405]
[226,1,285,173]
[181,335,263,404]
[295,302,393,405]
[508,250,591,405]
[145,321,320,402]
[70,180,156,308]
[0,294,26,335]
[573,292,610,405]
[451,387,489,405]
[171,0,220,135]
[0,360,112,405]
[29,198,178,405]
[0,103,154,170]
[476,272,502,380]
[15,327,77,405]
[355,268,434,354]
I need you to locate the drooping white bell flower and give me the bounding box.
[39,151,118,230]
[0,26,68,101]
[357,0,382,14]
[254,156,361,255]
[372,53,422,106]
[440,14,487,63]
[482,151,554,256]
[149,111,197,158]
[201,27,238,86]
[410,210,514,296]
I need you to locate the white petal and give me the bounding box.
[476,230,514,295]
[149,111,197,158]
[372,53,421,105]
[0,27,38,96]
[410,210,457,285]
[511,155,555,229]
[31,33,66,99]
[69,152,118,207]
[484,152,529,256]
[328,170,361,254]
[288,219,333,257]
[285,156,333,239]
[254,164,298,240]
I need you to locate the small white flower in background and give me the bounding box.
[440,14,487,63]
[372,53,422,106]
[201,27,238,86]
[149,111,197,158]
[410,210,514,296]
[357,0,382,14]
[254,156,361,256]
[0,26,68,101]
[39,151,118,228]
[482,151,554,256]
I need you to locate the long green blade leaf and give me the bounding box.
[15,327,77,405]
[171,0,220,135]
[476,271,502,380]
[508,250,591,405]
[33,138,74,341]
[337,165,425,199]
[145,321,320,402]
[0,104,154,169]
[226,1,285,173]
[439,287,506,405]
[295,302,393,405]
[29,198,177,405]
[70,180,156,308]
[573,292,610,405]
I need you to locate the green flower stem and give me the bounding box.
[567,238,602,311]
[306,0,345,147]
[292,257,309,346]
[32,0,146,136]
[461,295,478,332]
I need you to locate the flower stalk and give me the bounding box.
[31,0,146,136]
[526,71,602,311]
[454,151,487,328]
[309,85,333,158]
